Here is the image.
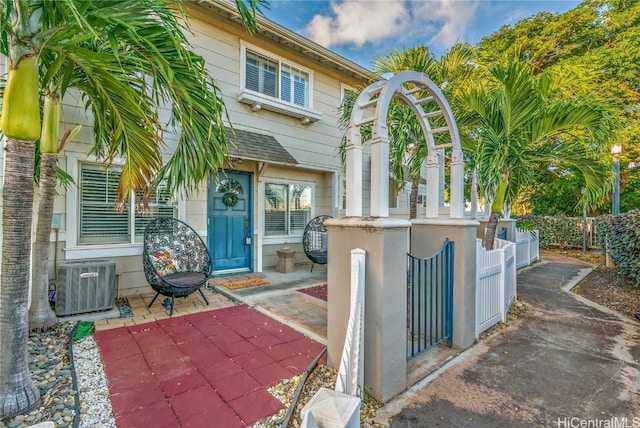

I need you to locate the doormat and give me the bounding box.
[221,278,270,290]
[297,284,327,301]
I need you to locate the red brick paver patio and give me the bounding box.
[296,284,327,302]
[94,304,325,427]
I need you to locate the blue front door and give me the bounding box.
[208,172,252,274]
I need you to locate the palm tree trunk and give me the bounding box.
[29,152,58,330]
[483,211,500,250]
[409,175,419,219]
[28,94,60,331]
[0,138,40,418]
[482,177,508,251]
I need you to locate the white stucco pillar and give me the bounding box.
[326,217,411,402]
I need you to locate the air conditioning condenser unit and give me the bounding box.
[56,260,116,316]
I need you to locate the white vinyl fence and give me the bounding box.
[335,248,365,397]
[301,249,364,428]
[516,229,540,268]
[476,238,517,337]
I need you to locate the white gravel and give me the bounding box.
[73,336,116,428]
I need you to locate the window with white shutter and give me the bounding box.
[244,49,310,108]
[79,163,175,245]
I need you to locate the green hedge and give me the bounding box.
[515,215,600,249]
[594,210,640,286]
[516,212,640,285]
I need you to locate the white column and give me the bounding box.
[438,149,445,206]
[449,149,465,219]
[470,168,478,219]
[345,139,362,217]
[425,152,439,218]
[370,133,389,218]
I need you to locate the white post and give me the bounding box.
[438,149,445,206]
[499,247,507,323]
[345,140,362,217]
[303,248,365,428]
[336,248,366,396]
[370,133,389,218]
[425,152,439,218]
[475,238,482,337]
[470,168,478,219]
[449,149,465,219]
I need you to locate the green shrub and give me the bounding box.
[594,210,640,286]
[516,212,640,285]
[515,215,594,249]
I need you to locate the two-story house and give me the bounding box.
[1,0,372,298]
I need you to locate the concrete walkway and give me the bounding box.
[376,251,640,427]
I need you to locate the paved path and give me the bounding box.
[377,252,640,427]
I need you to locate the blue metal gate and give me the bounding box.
[407,239,454,360]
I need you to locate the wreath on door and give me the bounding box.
[223,191,239,207]
[217,178,243,207]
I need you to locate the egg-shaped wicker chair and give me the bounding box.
[143,217,211,316]
[302,215,332,272]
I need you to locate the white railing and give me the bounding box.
[335,248,366,397]
[301,249,364,428]
[476,238,517,337]
[516,229,539,268]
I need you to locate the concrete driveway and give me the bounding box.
[376,251,640,427]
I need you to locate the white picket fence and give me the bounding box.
[516,229,540,268]
[475,238,517,337]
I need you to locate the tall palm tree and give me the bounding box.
[455,60,615,249]
[0,0,266,418]
[0,1,45,417]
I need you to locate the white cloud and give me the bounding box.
[411,0,479,51]
[305,0,411,48]
[304,0,480,52]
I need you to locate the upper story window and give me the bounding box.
[238,42,321,124]
[79,163,175,245]
[245,50,309,108]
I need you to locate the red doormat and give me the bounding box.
[297,284,327,301]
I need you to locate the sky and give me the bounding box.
[263,0,582,68]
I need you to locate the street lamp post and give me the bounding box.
[611,144,622,215]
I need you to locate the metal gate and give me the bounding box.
[407,239,454,360]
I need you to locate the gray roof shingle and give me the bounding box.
[225,127,298,166]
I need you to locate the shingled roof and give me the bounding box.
[225,127,298,166]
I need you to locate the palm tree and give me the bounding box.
[455,60,615,249]
[0,0,266,418]
[0,1,45,417]
[339,44,475,218]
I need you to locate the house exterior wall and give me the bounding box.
[0,3,371,298]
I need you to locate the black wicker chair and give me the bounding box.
[302,215,332,272]
[143,217,211,316]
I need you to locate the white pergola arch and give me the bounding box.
[345,71,464,219]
